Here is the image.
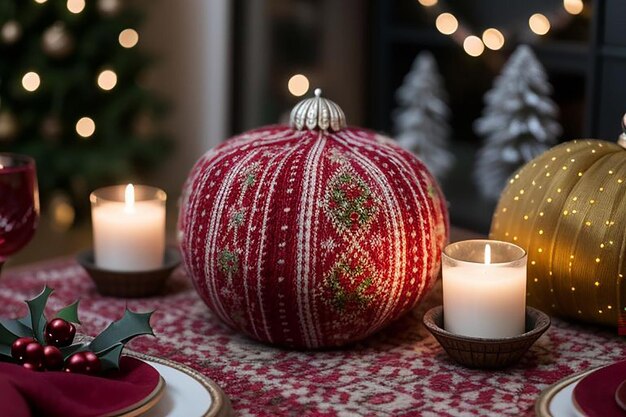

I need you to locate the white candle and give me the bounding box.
[91,184,166,271]
[442,239,527,338]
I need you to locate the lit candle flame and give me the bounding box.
[484,243,491,265]
[124,184,135,213]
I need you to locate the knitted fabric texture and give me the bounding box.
[179,125,449,348]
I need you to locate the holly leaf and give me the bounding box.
[17,312,31,330]
[60,342,89,361]
[0,322,21,347]
[0,344,11,359]
[97,343,124,371]
[0,319,33,338]
[55,301,81,325]
[89,309,154,354]
[26,286,53,343]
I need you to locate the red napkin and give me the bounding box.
[0,356,160,417]
[573,360,626,417]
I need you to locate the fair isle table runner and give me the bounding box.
[1,259,625,417]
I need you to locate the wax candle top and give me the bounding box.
[444,239,526,266]
[90,184,166,205]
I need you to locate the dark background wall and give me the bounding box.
[230,0,623,233]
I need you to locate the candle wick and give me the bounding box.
[484,244,491,265]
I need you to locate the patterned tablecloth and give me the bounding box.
[1,258,625,417]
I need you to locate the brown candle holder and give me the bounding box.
[423,305,550,369]
[77,246,181,298]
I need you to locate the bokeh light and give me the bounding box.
[435,13,458,35]
[22,71,41,92]
[288,74,310,97]
[563,0,584,15]
[418,0,438,6]
[67,0,85,14]
[97,69,118,91]
[76,117,95,138]
[118,28,139,48]
[529,13,551,35]
[463,36,485,57]
[482,28,505,50]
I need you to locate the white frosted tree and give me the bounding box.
[474,45,562,200]
[394,51,454,180]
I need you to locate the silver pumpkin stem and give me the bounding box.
[290,88,347,132]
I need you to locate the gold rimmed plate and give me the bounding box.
[535,367,597,417]
[124,351,233,417]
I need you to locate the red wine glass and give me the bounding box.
[0,154,39,274]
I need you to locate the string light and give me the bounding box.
[76,117,95,138]
[417,0,438,6]
[67,0,85,14]
[22,71,41,92]
[529,13,551,35]
[435,13,458,35]
[463,36,484,57]
[563,0,583,15]
[118,29,139,48]
[97,69,118,91]
[482,28,505,50]
[34,0,47,3]
[288,74,309,97]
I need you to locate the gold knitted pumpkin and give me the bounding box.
[490,138,626,327]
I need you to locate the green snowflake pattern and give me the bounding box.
[325,261,376,311]
[230,210,245,228]
[218,249,239,274]
[325,171,377,231]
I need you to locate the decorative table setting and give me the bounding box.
[0,90,625,417]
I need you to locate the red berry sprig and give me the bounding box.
[11,319,85,372]
[2,286,154,375]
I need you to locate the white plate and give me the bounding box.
[128,352,232,417]
[535,367,597,417]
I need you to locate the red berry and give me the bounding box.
[11,337,36,363]
[83,351,101,374]
[23,341,44,364]
[43,345,64,370]
[64,352,87,373]
[45,318,76,347]
[23,362,43,372]
[64,351,100,375]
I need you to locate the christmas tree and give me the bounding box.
[0,0,170,214]
[474,45,561,200]
[393,51,454,180]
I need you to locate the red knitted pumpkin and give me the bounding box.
[179,91,448,348]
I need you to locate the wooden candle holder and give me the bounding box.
[77,247,181,298]
[423,305,550,369]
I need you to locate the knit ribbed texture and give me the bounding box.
[179,126,448,348]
